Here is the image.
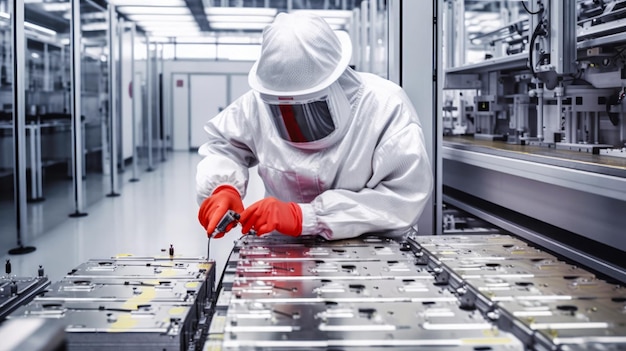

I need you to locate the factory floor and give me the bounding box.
[0,151,265,283]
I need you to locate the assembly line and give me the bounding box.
[0,0,625,350]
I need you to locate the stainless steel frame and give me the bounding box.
[389,0,442,235]
[9,0,36,254]
[146,35,153,172]
[443,146,626,282]
[69,0,86,217]
[107,3,119,196]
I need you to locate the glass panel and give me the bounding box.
[80,0,107,205]
[23,1,72,232]
[441,1,530,138]
[0,0,15,252]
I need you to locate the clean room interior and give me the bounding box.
[0,0,625,350]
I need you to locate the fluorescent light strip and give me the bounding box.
[41,2,71,12]
[25,22,57,36]
[141,22,199,30]
[207,15,275,23]
[110,0,185,6]
[117,6,191,15]
[205,7,277,17]
[210,22,269,30]
[127,14,196,22]
[81,22,108,31]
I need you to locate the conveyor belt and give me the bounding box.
[444,136,626,178]
[3,235,625,350]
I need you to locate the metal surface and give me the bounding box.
[408,234,626,350]
[222,301,521,349]
[10,0,30,253]
[9,299,198,351]
[129,22,139,182]
[213,234,533,350]
[0,275,50,320]
[0,318,66,351]
[145,35,153,172]
[108,5,119,196]
[7,253,216,351]
[443,193,626,284]
[69,0,85,216]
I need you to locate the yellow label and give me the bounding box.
[198,263,212,270]
[108,315,137,332]
[168,307,186,316]
[160,268,177,277]
[185,282,199,289]
[122,287,156,310]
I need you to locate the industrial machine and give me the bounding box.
[442,0,626,282]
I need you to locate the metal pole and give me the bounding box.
[360,1,368,72]
[9,0,36,254]
[69,0,87,217]
[129,23,139,182]
[107,4,120,197]
[117,19,125,174]
[156,44,164,162]
[369,0,377,74]
[146,36,154,172]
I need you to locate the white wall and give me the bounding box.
[163,60,254,151]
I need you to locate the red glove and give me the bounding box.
[239,197,302,237]
[198,186,244,238]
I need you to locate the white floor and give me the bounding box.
[1,151,265,284]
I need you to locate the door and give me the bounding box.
[189,75,227,149]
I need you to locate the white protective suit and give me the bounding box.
[196,13,433,241]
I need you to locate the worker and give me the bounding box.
[196,12,433,241]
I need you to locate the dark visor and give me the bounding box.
[268,100,335,143]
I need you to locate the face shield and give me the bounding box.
[261,81,351,148]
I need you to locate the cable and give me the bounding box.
[527,3,546,77]
[522,1,542,15]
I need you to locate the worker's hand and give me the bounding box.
[198,185,244,238]
[240,197,302,237]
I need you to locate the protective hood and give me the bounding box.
[248,12,353,96]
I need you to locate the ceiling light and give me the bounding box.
[205,7,277,17]
[144,29,201,35]
[207,15,275,23]
[41,2,71,12]
[25,22,57,36]
[117,6,190,15]
[210,22,270,31]
[0,11,57,36]
[140,22,198,29]
[109,0,185,6]
[126,14,196,22]
[81,22,108,31]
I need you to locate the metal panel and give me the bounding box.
[396,0,441,235]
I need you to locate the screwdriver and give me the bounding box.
[208,210,241,259]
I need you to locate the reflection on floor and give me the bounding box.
[0,151,265,283]
[0,157,107,254]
